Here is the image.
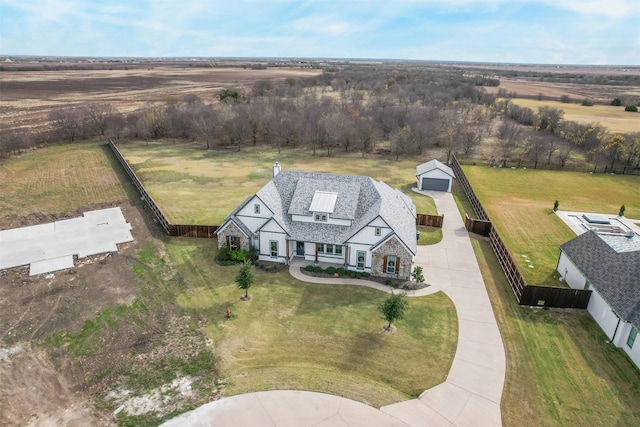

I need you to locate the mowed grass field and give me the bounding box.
[471,235,640,426]
[118,141,438,225]
[462,165,640,285]
[0,141,130,220]
[167,238,457,407]
[510,98,640,133]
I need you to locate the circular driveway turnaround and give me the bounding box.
[161,190,505,427]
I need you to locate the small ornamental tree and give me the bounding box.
[236,262,254,300]
[625,105,638,112]
[553,200,559,212]
[411,266,424,283]
[619,204,626,217]
[611,98,622,106]
[379,292,408,330]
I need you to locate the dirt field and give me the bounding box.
[0,200,222,426]
[1,202,147,425]
[0,65,320,135]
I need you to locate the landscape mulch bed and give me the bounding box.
[299,268,429,291]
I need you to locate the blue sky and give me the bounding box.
[1,0,638,65]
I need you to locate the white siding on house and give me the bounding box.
[619,323,640,367]
[258,231,287,263]
[347,217,391,245]
[347,243,372,271]
[586,287,621,341]
[258,219,288,263]
[558,252,588,289]
[291,214,351,226]
[236,196,273,233]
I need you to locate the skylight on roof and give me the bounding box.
[309,190,338,214]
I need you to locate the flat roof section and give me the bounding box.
[0,207,133,276]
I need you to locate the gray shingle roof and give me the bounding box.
[560,230,640,329]
[416,159,455,178]
[252,171,416,254]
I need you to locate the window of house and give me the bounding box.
[356,251,366,269]
[317,243,325,253]
[229,236,238,250]
[254,204,260,214]
[628,326,638,349]
[270,241,278,258]
[335,246,343,255]
[375,227,381,236]
[326,244,333,254]
[315,213,327,222]
[386,255,397,274]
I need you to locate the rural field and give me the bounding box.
[461,165,640,285]
[510,98,640,133]
[117,140,439,225]
[0,64,320,135]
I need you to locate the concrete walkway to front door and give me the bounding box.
[161,190,505,427]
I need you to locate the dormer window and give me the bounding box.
[254,204,260,214]
[375,227,381,236]
[315,213,327,222]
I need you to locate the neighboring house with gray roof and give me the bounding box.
[217,163,417,279]
[557,230,640,369]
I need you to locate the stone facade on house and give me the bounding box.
[371,236,413,280]
[217,221,251,251]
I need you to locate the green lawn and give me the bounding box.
[0,141,131,218]
[118,141,438,224]
[166,237,457,408]
[471,236,640,426]
[462,166,640,285]
[417,225,442,245]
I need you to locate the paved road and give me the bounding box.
[162,190,505,427]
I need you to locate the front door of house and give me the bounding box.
[296,241,305,256]
[356,251,366,269]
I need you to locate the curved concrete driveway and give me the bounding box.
[162,190,505,427]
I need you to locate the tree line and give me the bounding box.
[1,64,638,172]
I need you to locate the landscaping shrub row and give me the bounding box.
[303,264,371,279]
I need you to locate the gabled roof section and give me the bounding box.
[374,181,417,255]
[416,159,455,178]
[561,230,640,329]
[288,176,361,220]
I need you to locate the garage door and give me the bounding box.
[421,177,449,191]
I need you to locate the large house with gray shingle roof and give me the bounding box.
[217,163,417,279]
[557,230,640,369]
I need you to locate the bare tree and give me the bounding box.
[495,119,523,167]
[49,106,82,141]
[84,102,116,136]
[193,104,220,149]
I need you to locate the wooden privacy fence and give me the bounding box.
[169,224,219,238]
[465,215,491,236]
[107,139,219,238]
[451,155,591,309]
[417,213,444,228]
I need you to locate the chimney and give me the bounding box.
[273,162,281,177]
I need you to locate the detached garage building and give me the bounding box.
[416,159,455,192]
